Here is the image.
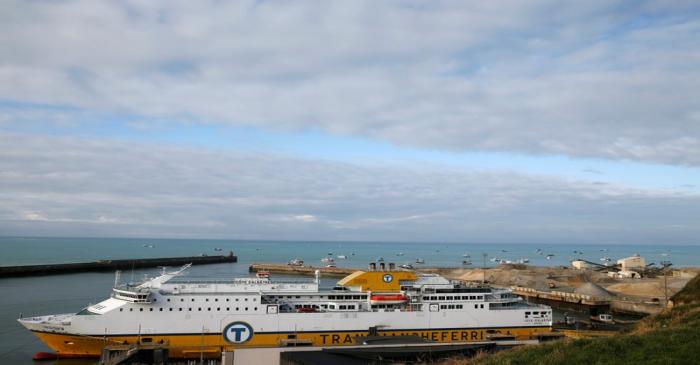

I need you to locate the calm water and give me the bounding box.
[0,237,698,364]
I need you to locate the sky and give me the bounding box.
[0,1,699,244]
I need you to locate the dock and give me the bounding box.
[249,263,358,277]
[0,253,237,278]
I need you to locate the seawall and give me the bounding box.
[0,253,237,278]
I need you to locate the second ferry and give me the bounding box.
[19,262,552,358]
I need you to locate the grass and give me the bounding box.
[439,274,700,365]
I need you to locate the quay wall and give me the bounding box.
[0,253,237,278]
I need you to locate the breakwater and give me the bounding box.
[0,252,237,278]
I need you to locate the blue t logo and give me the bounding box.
[223,322,254,343]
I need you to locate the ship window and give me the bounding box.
[438,296,445,300]
[217,308,220,311]
[191,299,195,302]
[480,304,484,308]
[245,298,249,301]
[188,308,192,311]
[328,296,335,300]
[120,308,123,312]
[457,305,463,309]
[149,308,153,311]
[141,338,152,343]
[226,307,229,311]
[198,308,202,311]
[215,298,218,302]
[180,299,184,302]
[440,305,446,309]
[254,307,257,311]
[294,296,299,299]
[130,308,133,312]
[447,296,453,300]
[159,308,163,312]
[206,298,209,302]
[140,308,143,312]
[167,299,170,302]
[475,304,478,309]
[226,298,229,302]
[236,307,239,311]
[236,298,239,302]
[245,307,248,311]
[253,298,256,302]
[178,308,182,311]
[207,308,211,311]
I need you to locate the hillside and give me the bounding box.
[442,274,700,365]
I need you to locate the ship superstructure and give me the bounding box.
[19,263,552,358]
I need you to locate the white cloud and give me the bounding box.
[0,1,699,165]
[0,132,698,243]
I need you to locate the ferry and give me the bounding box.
[18,263,552,358]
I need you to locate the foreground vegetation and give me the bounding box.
[444,274,700,365]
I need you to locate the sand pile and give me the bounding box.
[575,282,614,298]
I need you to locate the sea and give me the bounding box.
[0,237,698,364]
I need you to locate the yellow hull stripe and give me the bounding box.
[33,326,551,358]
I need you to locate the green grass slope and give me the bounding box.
[444,274,700,365]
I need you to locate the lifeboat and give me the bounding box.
[370,293,408,305]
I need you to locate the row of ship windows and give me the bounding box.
[154,297,256,303]
[269,295,367,300]
[119,307,258,312]
[425,295,483,301]
[293,304,357,310]
[440,304,465,310]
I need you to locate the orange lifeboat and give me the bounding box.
[369,293,408,305]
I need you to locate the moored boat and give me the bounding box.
[18,263,553,359]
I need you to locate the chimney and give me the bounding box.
[369,262,377,271]
[379,262,386,271]
[389,263,396,271]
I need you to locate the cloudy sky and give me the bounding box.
[1,1,699,244]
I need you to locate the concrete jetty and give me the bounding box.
[0,252,237,278]
[249,263,357,277]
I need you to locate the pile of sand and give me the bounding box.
[574,282,613,298]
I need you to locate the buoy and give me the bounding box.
[32,352,59,361]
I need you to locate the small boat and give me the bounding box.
[214,247,223,252]
[369,293,408,305]
[256,271,270,279]
[376,257,384,262]
[396,252,404,256]
[337,255,347,259]
[288,258,304,266]
[415,258,425,264]
[142,244,155,248]
[325,263,337,268]
[462,260,472,265]
[328,252,333,256]
[590,314,614,323]
[399,264,414,269]
[518,258,529,264]
[463,254,470,258]
[321,257,335,263]
[546,254,554,260]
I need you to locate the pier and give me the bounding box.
[0,252,237,278]
[249,263,358,277]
